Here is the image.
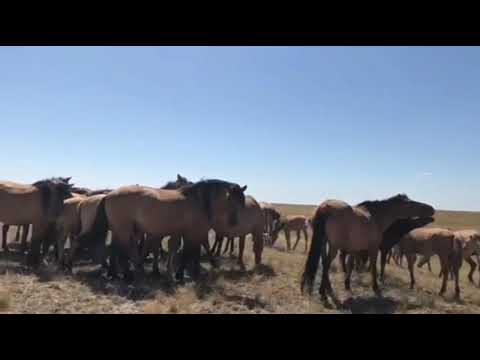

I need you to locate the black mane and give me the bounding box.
[357,193,410,216]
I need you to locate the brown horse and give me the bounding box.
[400,227,462,298]
[0,177,73,266]
[211,195,264,267]
[260,203,281,246]
[75,179,247,281]
[301,194,434,300]
[272,215,310,253]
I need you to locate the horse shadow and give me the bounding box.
[339,295,398,314]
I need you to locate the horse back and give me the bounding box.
[0,182,42,224]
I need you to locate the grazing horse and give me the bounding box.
[0,177,73,267]
[301,194,434,300]
[75,179,247,281]
[378,217,434,282]
[260,204,281,246]
[272,215,311,253]
[400,227,462,298]
[210,195,264,267]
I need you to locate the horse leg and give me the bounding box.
[292,230,301,251]
[465,256,476,284]
[229,237,235,256]
[253,230,264,265]
[369,249,380,295]
[14,226,21,243]
[303,229,308,253]
[285,229,291,252]
[238,236,246,268]
[380,249,387,283]
[406,253,416,290]
[339,250,347,273]
[152,245,160,276]
[190,242,201,281]
[212,236,221,256]
[319,245,338,300]
[439,255,449,296]
[344,252,355,292]
[21,225,29,252]
[1,224,8,252]
[55,225,68,270]
[28,223,49,269]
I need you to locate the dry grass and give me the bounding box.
[1,204,480,314]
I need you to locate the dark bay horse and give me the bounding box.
[301,194,434,301]
[0,177,73,267]
[75,179,247,281]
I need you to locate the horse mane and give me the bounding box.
[180,179,238,222]
[357,194,411,216]
[70,187,91,195]
[88,189,113,196]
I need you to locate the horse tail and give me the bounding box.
[301,209,329,295]
[75,197,109,250]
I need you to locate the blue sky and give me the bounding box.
[0,46,479,211]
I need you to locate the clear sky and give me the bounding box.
[0,46,479,211]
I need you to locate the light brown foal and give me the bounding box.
[272,215,310,252]
[400,227,461,298]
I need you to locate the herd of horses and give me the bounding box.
[1,174,479,308]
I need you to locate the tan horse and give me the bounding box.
[76,179,247,281]
[301,194,434,300]
[260,203,281,246]
[399,227,462,298]
[272,215,310,253]
[211,195,264,267]
[453,230,480,285]
[432,230,480,285]
[0,177,73,267]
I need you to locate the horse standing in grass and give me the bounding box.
[378,216,434,282]
[75,179,247,282]
[0,177,73,267]
[428,230,480,285]
[260,204,281,246]
[210,195,264,268]
[400,227,462,298]
[301,194,434,301]
[271,215,310,253]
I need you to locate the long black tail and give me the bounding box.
[300,211,329,295]
[76,197,109,250]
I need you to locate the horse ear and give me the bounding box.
[241,185,247,192]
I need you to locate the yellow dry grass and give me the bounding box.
[1,204,479,314]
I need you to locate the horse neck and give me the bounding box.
[369,210,401,234]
